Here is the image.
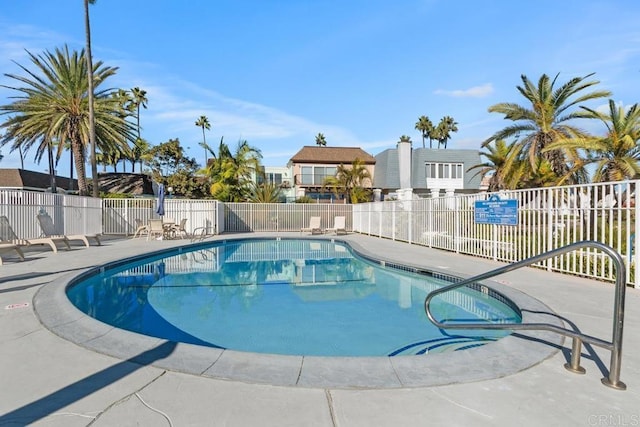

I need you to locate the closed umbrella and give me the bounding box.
[156,183,165,217]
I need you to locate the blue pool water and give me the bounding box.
[67,238,521,357]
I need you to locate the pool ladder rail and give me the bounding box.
[424,240,628,390]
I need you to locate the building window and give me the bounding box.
[300,166,336,185]
[425,162,463,180]
[265,173,283,185]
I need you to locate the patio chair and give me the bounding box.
[37,213,101,247]
[300,216,323,235]
[147,219,165,241]
[0,241,25,265]
[172,218,189,239]
[132,218,149,239]
[326,216,347,235]
[0,215,70,253]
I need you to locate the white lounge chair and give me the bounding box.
[37,213,101,247]
[327,216,347,235]
[301,216,323,235]
[0,215,70,253]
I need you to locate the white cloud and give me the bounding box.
[434,83,494,98]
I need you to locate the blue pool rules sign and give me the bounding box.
[474,195,518,226]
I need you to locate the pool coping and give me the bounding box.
[33,236,565,389]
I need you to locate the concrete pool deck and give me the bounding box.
[0,233,639,426]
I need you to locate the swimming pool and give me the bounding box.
[66,238,521,357]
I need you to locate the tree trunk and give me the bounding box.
[47,140,57,193]
[69,146,74,192]
[72,133,88,195]
[84,0,99,197]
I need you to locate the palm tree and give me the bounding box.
[322,158,372,203]
[315,133,327,146]
[131,137,151,173]
[247,181,283,203]
[399,135,411,143]
[415,115,434,148]
[467,139,519,191]
[84,0,98,196]
[483,73,611,185]
[131,87,148,155]
[545,100,640,182]
[0,46,137,195]
[206,138,262,201]
[435,116,458,149]
[195,115,211,165]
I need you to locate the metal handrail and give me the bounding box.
[424,240,627,390]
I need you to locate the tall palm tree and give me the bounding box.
[132,137,151,173]
[545,100,640,182]
[195,115,211,165]
[322,158,372,204]
[483,73,611,185]
[315,133,327,146]
[415,115,434,148]
[0,46,137,195]
[435,116,458,149]
[84,0,98,196]
[131,87,147,139]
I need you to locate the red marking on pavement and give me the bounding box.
[5,302,30,310]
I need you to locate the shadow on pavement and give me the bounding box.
[0,341,177,426]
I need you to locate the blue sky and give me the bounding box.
[1,0,640,176]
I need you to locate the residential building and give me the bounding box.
[0,169,77,193]
[0,169,154,196]
[288,146,376,203]
[373,144,483,199]
[257,166,295,202]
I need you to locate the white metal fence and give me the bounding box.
[224,203,352,232]
[354,180,639,287]
[0,190,102,239]
[3,183,638,287]
[102,198,221,236]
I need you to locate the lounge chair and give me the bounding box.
[132,218,149,238]
[0,215,70,253]
[300,216,323,235]
[0,241,25,265]
[37,213,101,247]
[326,216,347,235]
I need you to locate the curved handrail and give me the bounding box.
[424,240,627,390]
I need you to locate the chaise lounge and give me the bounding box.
[326,216,347,235]
[300,216,323,235]
[0,215,70,253]
[37,212,101,247]
[0,241,25,265]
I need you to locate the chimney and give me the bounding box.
[397,137,412,190]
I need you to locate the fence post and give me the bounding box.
[635,193,640,289]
